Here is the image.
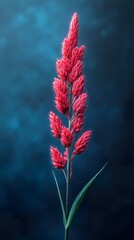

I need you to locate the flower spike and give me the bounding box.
[49,13,107,240]
[50,12,91,171]
[68,12,79,48]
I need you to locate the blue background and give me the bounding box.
[0,0,133,239]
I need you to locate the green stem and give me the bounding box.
[65,144,71,215]
[64,85,72,240]
[64,227,69,240]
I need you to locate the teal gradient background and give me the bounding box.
[0,0,133,239]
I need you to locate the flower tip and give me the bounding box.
[49,111,53,117]
[72,12,78,18]
[81,45,85,52]
[49,111,54,121]
[70,12,78,27]
[86,130,92,138]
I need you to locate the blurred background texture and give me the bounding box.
[0,0,133,239]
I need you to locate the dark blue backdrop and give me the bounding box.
[0,0,133,240]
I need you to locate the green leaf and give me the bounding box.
[52,171,66,226]
[66,163,107,229]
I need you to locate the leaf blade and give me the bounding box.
[66,163,107,229]
[52,171,66,226]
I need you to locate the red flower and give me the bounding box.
[56,58,71,81]
[71,46,85,66]
[64,148,69,160]
[69,60,83,83]
[53,78,68,95]
[50,13,91,174]
[72,75,85,97]
[73,130,92,155]
[73,93,88,114]
[62,38,72,58]
[61,126,74,147]
[55,91,69,114]
[50,147,67,169]
[68,12,79,48]
[71,113,84,133]
[49,111,62,138]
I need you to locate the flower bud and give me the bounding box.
[72,75,85,97]
[61,126,74,147]
[73,93,87,114]
[71,113,84,133]
[50,147,67,169]
[73,130,91,155]
[49,111,62,138]
[55,92,69,114]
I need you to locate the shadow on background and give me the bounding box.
[0,0,133,239]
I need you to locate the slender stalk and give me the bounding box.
[65,85,72,240]
[64,227,69,240]
[62,169,67,181]
[66,146,71,216]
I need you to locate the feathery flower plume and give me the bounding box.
[71,113,84,133]
[73,130,92,155]
[50,147,67,169]
[68,13,79,48]
[49,111,62,138]
[73,93,88,114]
[49,12,90,169]
[62,38,72,58]
[72,75,85,97]
[56,58,71,81]
[55,91,69,114]
[49,12,107,240]
[71,46,85,66]
[61,126,74,147]
[69,60,83,83]
[49,12,90,170]
[53,78,67,95]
